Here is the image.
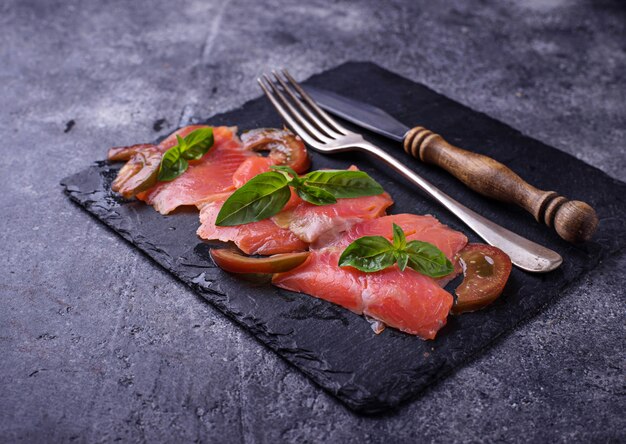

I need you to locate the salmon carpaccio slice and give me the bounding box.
[197,164,393,255]
[318,214,468,260]
[272,191,394,244]
[196,156,309,255]
[272,214,468,339]
[136,126,255,214]
[197,190,394,255]
[318,213,468,287]
[197,198,309,255]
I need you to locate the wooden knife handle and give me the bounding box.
[403,126,599,243]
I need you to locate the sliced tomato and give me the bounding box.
[210,248,310,274]
[108,143,158,161]
[452,243,512,315]
[110,146,162,198]
[240,128,311,174]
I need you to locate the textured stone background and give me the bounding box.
[1,0,624,442]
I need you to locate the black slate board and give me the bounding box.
[61,62,626,414]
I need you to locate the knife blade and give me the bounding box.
[305,85,598,244]
[306,86,409,142]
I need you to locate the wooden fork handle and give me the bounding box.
[403,126,598,244]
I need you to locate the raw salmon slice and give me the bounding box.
[196,190,393,255]
[318,213,468,261]
[197,190,393,255]
[273,214,468,339]
[198,164,393,255]
[196,156,308,255]
[272,192,394,244]
[197,198,309,255]
[273,248,366,312]
[272,248,453,339]
[231,156,275,188]
[136,126,254,214]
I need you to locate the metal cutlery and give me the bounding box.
[306,86,598,245]
[257,70,563,273]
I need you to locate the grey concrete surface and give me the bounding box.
[1,0,624,442]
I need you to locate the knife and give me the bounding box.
[306,86,598,244]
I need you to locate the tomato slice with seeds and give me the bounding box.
[452,243,512,315]
[240,128,311,174]
[210,248,310,274]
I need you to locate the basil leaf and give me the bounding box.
[214,167,384,227]
[338,236,396,272]
[396,251,409,271]
[156,128,215,182]
[271,165,301,187]
[216,171,291,226]
[158,146,189,181]
[302,170,384,198]
[181,127,214,160]
[296,185,337,206]
[271,165,299,180]
[338,224,453,277]
[392,223,406,250]
[405,240,454,278]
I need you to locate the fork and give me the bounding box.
[258,70,563,273]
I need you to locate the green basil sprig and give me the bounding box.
[157,127,215,181]
[338,223,454,277]
[215,166,384,226]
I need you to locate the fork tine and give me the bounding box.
[271,71,343,139]
[262,74,332,144]
[282,69,350,135]
[257,77,323,149]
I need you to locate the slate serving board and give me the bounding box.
[61,62,626,414]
